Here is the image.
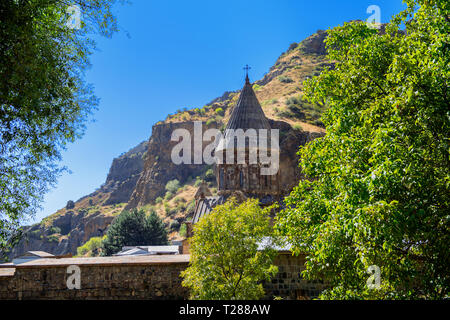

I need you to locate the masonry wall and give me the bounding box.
[0,263,189,300]
[263,253,326,300]
[0,254,325,300]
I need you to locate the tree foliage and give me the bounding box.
[0,0,126,253]
[182,198,278,300]
[276,0,449,299]
[77,235,106,257]
[102,209,168,256]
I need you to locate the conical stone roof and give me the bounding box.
[225,75,271,131]
[215,75,273,153]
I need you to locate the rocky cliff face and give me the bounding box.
[7,29,331,259]
[126,122,216,209]
[101,141,148,205]
[269,119,324,193]
[9,210,115,257]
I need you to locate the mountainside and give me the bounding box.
[7,29,330,259]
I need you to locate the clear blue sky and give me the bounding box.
[33,0,406,224]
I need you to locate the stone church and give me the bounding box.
[189,73,294,228]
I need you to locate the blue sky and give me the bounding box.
[33,0,406,224]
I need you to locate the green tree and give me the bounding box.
[102,209,168,256]
[182,198,278,300]
[0,0,125,255]
[276,0,449,299]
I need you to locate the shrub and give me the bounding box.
[174,197,185,204]
[194,178,203,187]
[46,235,59,243]
[164,203,171,213]
[313,119,325,128]
[164,191,174,201]
[155,197,163,204]
[253,84,262,91]
[177,187,184,194]
[215,108,224,116]
[179,224,187,237]
[278,76,293,83]
[186,201,196,216]
[76,236,105,257]
[288,42,298,51]
[48,226,61,235]
[176,202,187,213]
[166,207,177,216]
[165,179,180,194]
[169,220,180,231]
[204,169,215,182]
[286,96,301,106]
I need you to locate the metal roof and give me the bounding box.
[115,246,180,256]
[24,251,55,258]
[114,248,150,256]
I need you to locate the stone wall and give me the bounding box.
[0,254,325,300]
[0,256,189,300]
[263,253,326,300]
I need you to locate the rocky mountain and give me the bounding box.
[6,29,330,259]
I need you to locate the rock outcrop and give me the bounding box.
[101,141,148,205]
[9,210,114,258]
[300,30,328,55]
